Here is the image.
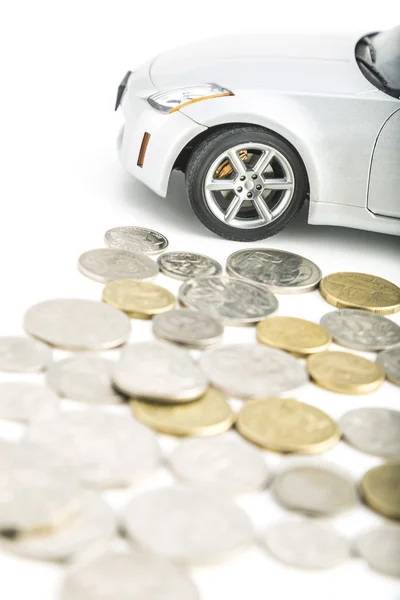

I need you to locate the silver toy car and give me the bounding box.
[116,25,400,241]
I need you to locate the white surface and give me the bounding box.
[1,1,400,599]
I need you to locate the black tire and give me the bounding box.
[186,125,308,242]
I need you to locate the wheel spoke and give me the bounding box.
[224,196,244,223]
[252,196,273,223]
[226,150,246,177]
[263,178,293,190]
[205,180,236,192]
[255,149,275,176]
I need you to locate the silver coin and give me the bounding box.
[152,309,223,349]
[78,248,159,283]
[112,341,208,402]
[226,248,322,294]
[355,526,400,578]
[320,309,400,352]
[273,464,357,516]
[104,226,169,255]
[168,436,270,494]
[61,547,199,599]
[0,336,52,373]
[27,409,161,488]
[123,486,253,564]
[158,251,222,281]
[339,408,400,458]
[179,276,278,325]
[199,344,308,398]
[2,492,116,561]
[0,382,59,423]
[24,299,131,351]
[263,521,350,569]
[377,346,400,387]
[46,356,123,405]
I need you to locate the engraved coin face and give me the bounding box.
[123,486,253,563]
[78,248,159,283]
[158,251,222,281]
[0,336,52,373]
[236,397,340,454]
[0,382,59,423]
[226,249,322,294]
[24,299,131,351]
[152,309,223,348]
[320,309,400,352]
[199,344,308,398]
[273,464,357,515]
[257,316,331,355]
[263,521,350,569]
[102,279,175,319]
[113,341,208,402]
[361,463,400,520]
[356,526,400,578]
[340,408,400,458]
[307,351,384,394]
[27,409,161,488]
[179,277,278,325]
[3,492,116,561]
[46,356,123,405]
[61,548,199,600]
[377,346,400,387]
[131,388,234,437]
[168,436,270,494]
[104,226,169,255]
[319,272,400,314]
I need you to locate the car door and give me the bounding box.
[368,107,400,219]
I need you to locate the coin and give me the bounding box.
[78,248,159,283]
[168,436,270,494]
[226,248,322,294]
[24,299,131,351]
[319,272,400,314]
[104,226,169,255]
[113,341,207,403]
[157,251,222,280]
[46,356,124,405]
[355,526,400,578]
[361,463,400,520]
[307,351,384,394]
[377,346,400,387]
[199,344,308,398]
[340,408,400,458]
[236,397,340,454]
[102,279,175,319]
[61,548,199,600]
[2,492,116,561]
[123,486,253,563]
[152,309,223,349]
[27,409,161,488]
[179,276,278,325]
[0,336,52,373]
[131,388,234,437]
[273,464,357,515]
[320,309,400,351]
[257,316,331,356]
[263,521,350,569]
[0,382,59,423]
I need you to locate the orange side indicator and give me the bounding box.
[137,132,151,167]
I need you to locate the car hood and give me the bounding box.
[150,32,374,95]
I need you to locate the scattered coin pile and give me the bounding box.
[0,224,400,597]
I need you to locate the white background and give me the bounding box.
[0,1,400,599]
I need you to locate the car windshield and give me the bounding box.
[356,25,400,98]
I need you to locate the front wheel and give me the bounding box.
[186,125,308,241]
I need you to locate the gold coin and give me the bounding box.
[102,279,175,319]
[319,272,400,315]
[307,351,384,394]
[130,387,235,437]
[236,397,340,454]
[361,463,400,520]
[257,316,331,356]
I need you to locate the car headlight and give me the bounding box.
[148,83,234,114]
